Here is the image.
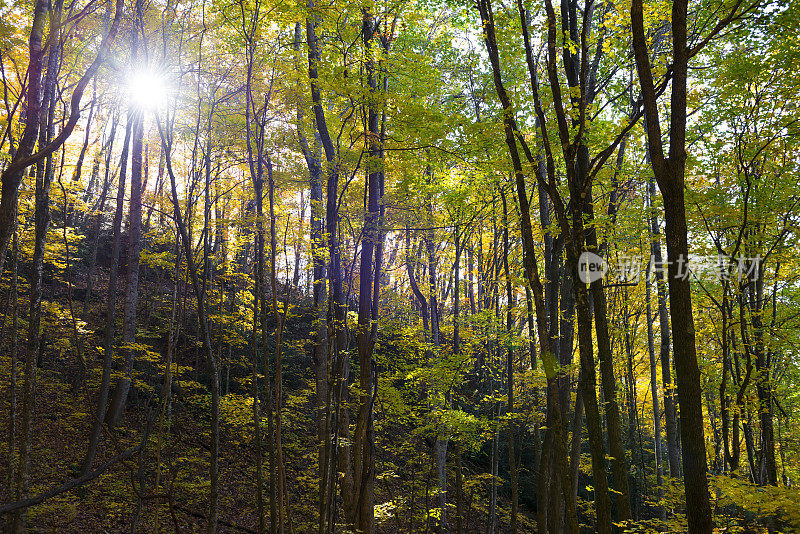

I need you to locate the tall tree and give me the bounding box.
[107,0,147,426]
[631,0,756,529]
[10,1,62,529]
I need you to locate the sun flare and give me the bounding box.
[126,69,169,110]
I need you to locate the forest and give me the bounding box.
[1,0,800,531]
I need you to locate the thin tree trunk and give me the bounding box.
[252,220,266,534]
[646,256,666,519]
[154,240,180,507]
[500,187,518,534]
[487,402,500,534]
[568,384,583,507]
[83,118,116,320]
[5,208,18,533]
[467,243,476,315]
[306,13,350,532]
[623,302,641,519]
[58,175,86,387]
[68,86,95,225]
[106,15,145,421]
[266,153,291,533]
[585,191,633,523]
[477,3,577,530]
[295,51,329,531]
[11,9,60,527]
[159,115,221,534]
[425,210,448,533]
[293,190,304,291]
[81,116,132,475]
[455,443,463,534]
[349,12,384,531]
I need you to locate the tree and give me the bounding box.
[631,0,759,529]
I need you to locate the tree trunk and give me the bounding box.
[500,187,518,534]
[632,0,716,527]
[11,10,60,527]
[82,116,132,475]
[648,176,680,479]
[106,16,145,422]
[83,118,117,320]
[571,261,613,534]
[751,263,777,486]
[0,0,48,274]
[623,301,641,519]
[477,3,577,530]
[584,190,632,523]
[662,170,713,532]
[646,255,666,519]
[425,197,447,532]
[251,210,266,533]
[306,10,351,532]
[349,12,385,531]
[5,206,18,533]
[160,123,220,534]
[68,86,95,225]
[265,153,292,533]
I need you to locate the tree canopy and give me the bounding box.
[1,0,800,532]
